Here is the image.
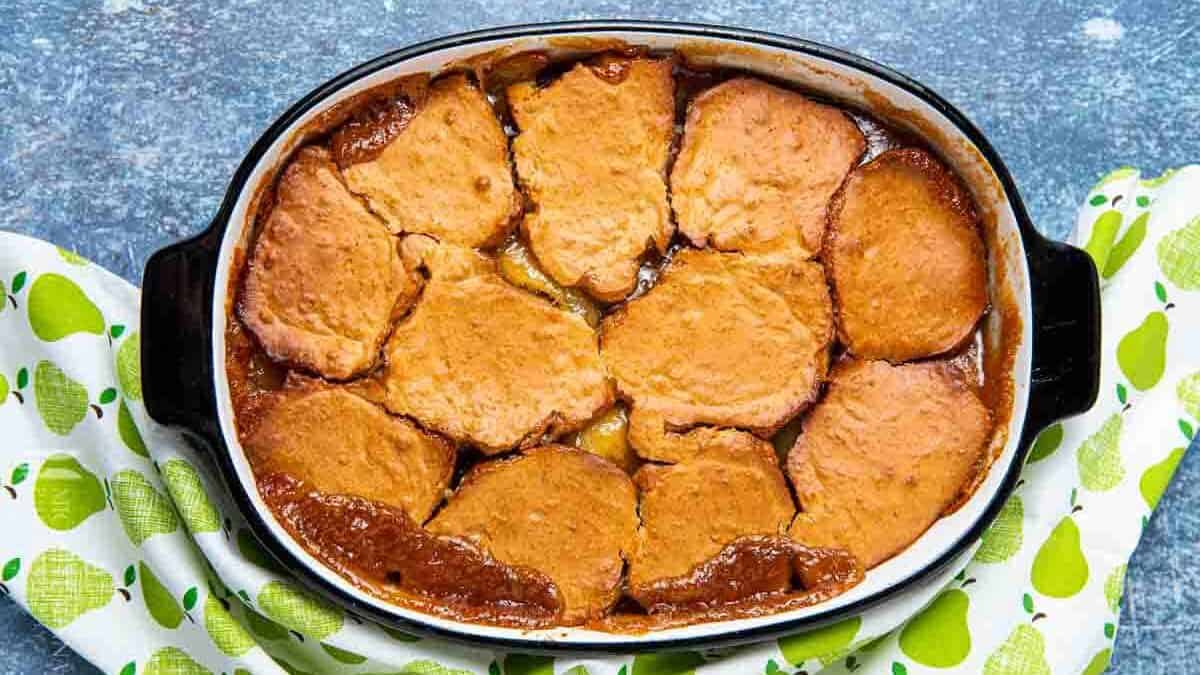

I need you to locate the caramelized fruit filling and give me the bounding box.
[497,237,601,327]
[566,404,635,472]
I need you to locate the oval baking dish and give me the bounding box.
[141,21,1101,653]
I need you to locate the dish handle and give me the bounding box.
[141,227,223,442]
[1022,232,1102,437]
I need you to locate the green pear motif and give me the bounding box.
[110,469,179,545]
[143,647,211,675]
[1027,424,1063,463]
[1031,516,1089,598]
[899,588,971,667]
[161,459,221,534]
[1118,311,1168,391]
[0,373,8,405]
[257,580,343,640]
[1082,210,1123,274]
[33,454,106,531]
[982,624,1050,675]
[139,561,183,629]
[244,604,288,640]
[504,654,554,675]
[1139,447,1185,509]
[1104,564,1126,613]
[117,399,148,457]
[631,652,706,675]
[204,594,256,657]
[116,332,142,401]
[1082,648,1112,675]
[563,667,591,675]
[1157,215,1200,290]
[976,495,1024,563]
[1177,371,1200,421]
[27,274,104,341]
[321,642,367,664]
[1103,212,1149,278]
[1077,414,1125,492]
[778,616,861,667]
[56,247,90,266]
[26,549,113,629]
[34,360,89,436]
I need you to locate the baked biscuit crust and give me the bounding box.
[381,238,612,453]
[601,249,833,462]
[508,57,675,301]
[628,430,795,596]
[787,359,991,568]
[428,445,639,625]
[340,74,520,248]
[826,147,988,362]
[245,380,455,524]
[671,78,865,261]
[240,146,418,380]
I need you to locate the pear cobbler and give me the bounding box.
[225,48,995,631]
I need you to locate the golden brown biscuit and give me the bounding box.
[628,430,796,593]
[826,148,988,362]
[601,249,833,462]
[245,381,454,523]
[787,359,991,568]
[381,238,612,453]
[671,78,865,261]
[427,445,639,625]
[339,75,520,248]
[240,146,417,380]
[509,57,675,301]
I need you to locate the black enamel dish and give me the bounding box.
[141,21,1100,653]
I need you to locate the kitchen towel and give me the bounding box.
[0,166,1196,675]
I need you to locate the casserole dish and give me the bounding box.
[141,20,1101,652]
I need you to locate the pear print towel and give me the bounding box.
[0,165,1197,675]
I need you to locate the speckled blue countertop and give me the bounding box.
[2,1,1197,673]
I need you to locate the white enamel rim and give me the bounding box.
[208,28,1034,647]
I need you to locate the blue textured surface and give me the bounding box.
[2,1,1197,673]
